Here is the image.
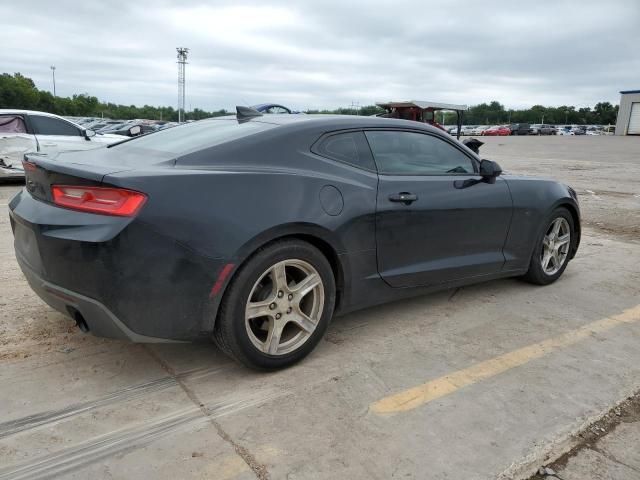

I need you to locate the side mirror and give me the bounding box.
[128,125,142,136]
[84,129,96,139]
[479,159,502,183]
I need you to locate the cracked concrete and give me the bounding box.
[530,392,640,480]
[143,345,271,480]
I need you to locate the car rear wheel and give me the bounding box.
[522,207,574,285]
[213,239,335,370]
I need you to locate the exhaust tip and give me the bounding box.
[70,310,89,333]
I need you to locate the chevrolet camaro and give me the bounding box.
[9,109,580,369]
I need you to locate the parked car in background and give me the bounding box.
[470,125,489,135]
[85,120,122,132]
[530,124,554,135]
[460,126,476,136]
[509,123,530,135]
[250,103,293,114]
[0,110,122,179]
[571,126,586,135]
[110,123,152,137]
[483,125,511,136]
[154,122,178,131]
[96,121,132,133]
[10,110,581,369]
[555,125,572,135]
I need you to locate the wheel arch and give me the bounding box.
[556,201,581,259]
[206,223,348,333]
[538,198,580,261]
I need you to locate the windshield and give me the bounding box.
[111,118,275,155]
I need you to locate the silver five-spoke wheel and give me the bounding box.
[540,217,571,275]
[245,259,324,356]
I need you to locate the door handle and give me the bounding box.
[388,192,418,204]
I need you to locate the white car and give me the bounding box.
[555,125,574,135]
[470,125,489,135]
[0,110,128,179]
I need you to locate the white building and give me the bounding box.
[615,90,640,135]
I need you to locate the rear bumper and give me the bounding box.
[18,256,179,342]
[9,189,230,342]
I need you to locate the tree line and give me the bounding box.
[0,72,619,125]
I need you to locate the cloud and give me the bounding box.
[1,0,638,111]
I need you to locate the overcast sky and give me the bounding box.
[2,0,639,111]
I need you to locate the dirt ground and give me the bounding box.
[480,135,640,240]
[0,135,639,480]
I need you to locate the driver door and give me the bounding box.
[366,129,513,288]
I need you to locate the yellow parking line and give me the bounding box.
[370,304,640,415]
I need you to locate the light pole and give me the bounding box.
[50,65,56,96]
[176,48,189,123]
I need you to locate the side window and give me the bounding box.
[29,116,81,136]
[365,130,475,175]
[0,115,27,133]
[313,131,376,171]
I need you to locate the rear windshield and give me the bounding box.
[111,118,274,155]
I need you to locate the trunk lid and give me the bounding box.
[23,147,174,204]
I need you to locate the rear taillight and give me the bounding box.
[51,185,147,217]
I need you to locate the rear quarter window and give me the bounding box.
[111,119,274,155]
[312,131,376,171]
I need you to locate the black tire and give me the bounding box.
[522,207,575,285]
[213,239,336,370]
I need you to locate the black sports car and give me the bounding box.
[9,109,580,370]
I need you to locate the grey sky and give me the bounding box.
[2,0,639,111]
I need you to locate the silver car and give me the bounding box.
[0,110,124,179]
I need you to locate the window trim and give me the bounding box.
[363,128,480,177]
[310,129,378,173]
[27,114,83,137]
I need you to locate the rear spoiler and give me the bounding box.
[236,106,263,123]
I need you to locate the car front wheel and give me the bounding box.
[213,239,335,370]
[523,207,575,285]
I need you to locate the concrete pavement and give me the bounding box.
[1,136,639,479]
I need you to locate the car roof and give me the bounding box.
[207,113,447,134]
[0,109,85,129]
[0,109,66,119]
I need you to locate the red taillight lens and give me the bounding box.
[51,185,147,217]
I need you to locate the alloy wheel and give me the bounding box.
[540,217,571,275]
[245,259,324,356]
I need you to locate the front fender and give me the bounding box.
[502,176,581,271]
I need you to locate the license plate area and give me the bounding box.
[13,219,44,275]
